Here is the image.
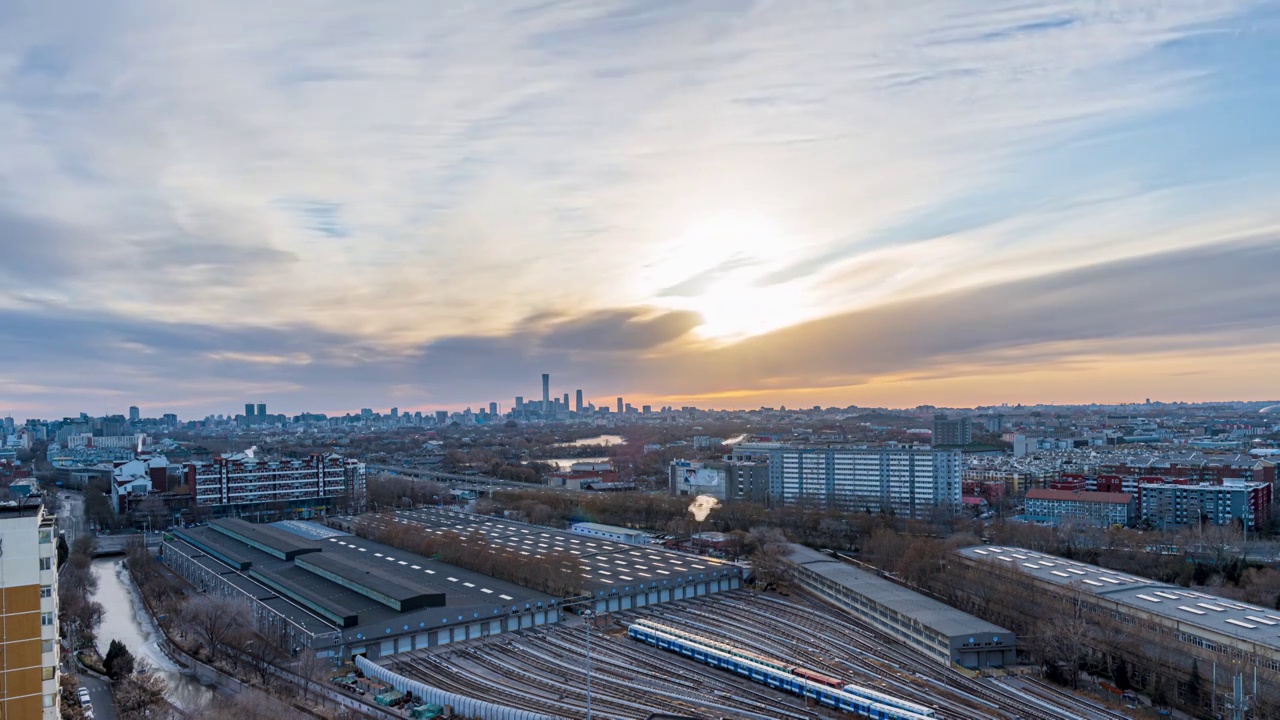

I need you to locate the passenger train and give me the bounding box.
[628,623,936,720]
[630,619,935,718]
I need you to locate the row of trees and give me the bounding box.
[60,537,104,649]
[351,513,586,597]
[127,541,335,714]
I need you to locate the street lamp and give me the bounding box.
[582,609,594,720]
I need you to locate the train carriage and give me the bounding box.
[629,624,935,720]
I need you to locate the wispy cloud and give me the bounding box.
[0,0,1276,415]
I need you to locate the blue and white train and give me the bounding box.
[629,619,936,719]
[628,623,936,720]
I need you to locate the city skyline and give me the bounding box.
[2,2,1279,417]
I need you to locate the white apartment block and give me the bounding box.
[772,446,961,518]
[0,498,61,718]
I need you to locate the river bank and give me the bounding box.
[91,558,215,713]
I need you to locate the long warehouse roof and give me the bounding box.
[351,507,743,594]
[956,546,1280,648]
[785,544,1011,638]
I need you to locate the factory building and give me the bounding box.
[163,518,558,659]
[668,459,769,503]
[377,508,744,614]
[783,545,1015,668]
[568,521,653,545]
[955,545,1280,697]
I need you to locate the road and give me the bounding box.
[77,673,118,720]
[59,491,86,544]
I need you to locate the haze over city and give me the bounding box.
[3,1,1279,418]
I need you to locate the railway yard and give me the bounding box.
[376,589,1136,720]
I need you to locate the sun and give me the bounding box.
[683,275,810,341]
[641,214,816,342]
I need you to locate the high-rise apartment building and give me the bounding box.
[932,415,973,446]
[562,393,569,412]
[255,403,267,419]
[184,452,365,515]
[0,496,60,718]
[128,406,140,422]
[244,403,255,420]
[541,374,550,414]
[575,390,584,413]
[1140,479,1271,529]
[488,402,498,416]
[515,397,524,416]
[744,444,961,518]
[616,398,623,414]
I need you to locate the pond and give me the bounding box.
[91,558,215,713]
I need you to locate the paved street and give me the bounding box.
[77,673,118,720]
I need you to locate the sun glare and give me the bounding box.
[643,214,815,342]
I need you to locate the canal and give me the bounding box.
[91,558,215,713]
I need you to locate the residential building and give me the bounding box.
[541,374,550,414]
[128,406,140,422]
[1140,479,1271,529]
[1023,489,1135,527]
[182,452,366,515]
[932,415,973,446]
[669,460,769,503]
[0,494,60,718]
[758,445,960,518]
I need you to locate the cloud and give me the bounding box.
[1,1,1278,415]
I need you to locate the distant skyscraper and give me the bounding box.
[244,403,255,419]
[542,373,550,413]
[515,396,524,415]
[575,389,584,413]
[489,401,498,416]
[435,410,448,424]
[129,406,140,422]
[256,403,267,418]
[391,407,399,418]
[617,397,623,414]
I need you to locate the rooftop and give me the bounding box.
[1025,489,1133,504]
[783,544,1011,638]
[168,520,556,645]
[956,546,1280,649]
[362,507,743,594]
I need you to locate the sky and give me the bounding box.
[2,1,1279,420]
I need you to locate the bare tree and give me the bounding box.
[115,660,169,720]
[183,594,247,664]
[293,648,330,705]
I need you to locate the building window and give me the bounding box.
[44,694,56,708]
[40,585,52,598]
[41,640,53,653]
[40,612,54,626]
[39,557,52,571]
[39,529,52,544]
[42,666,55,680]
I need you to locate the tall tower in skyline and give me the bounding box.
[256,402,267,418]
[617,397,623,414]
[244,403,255,419]
[128,405,140,422]
[575,389,584,413]
[542,373,550,414]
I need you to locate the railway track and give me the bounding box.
[375,588,1133,720]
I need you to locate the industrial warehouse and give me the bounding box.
[163,518,560,658]
[956,546,1280,692]
[782,544,1016,668]
[361,507,745,612]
